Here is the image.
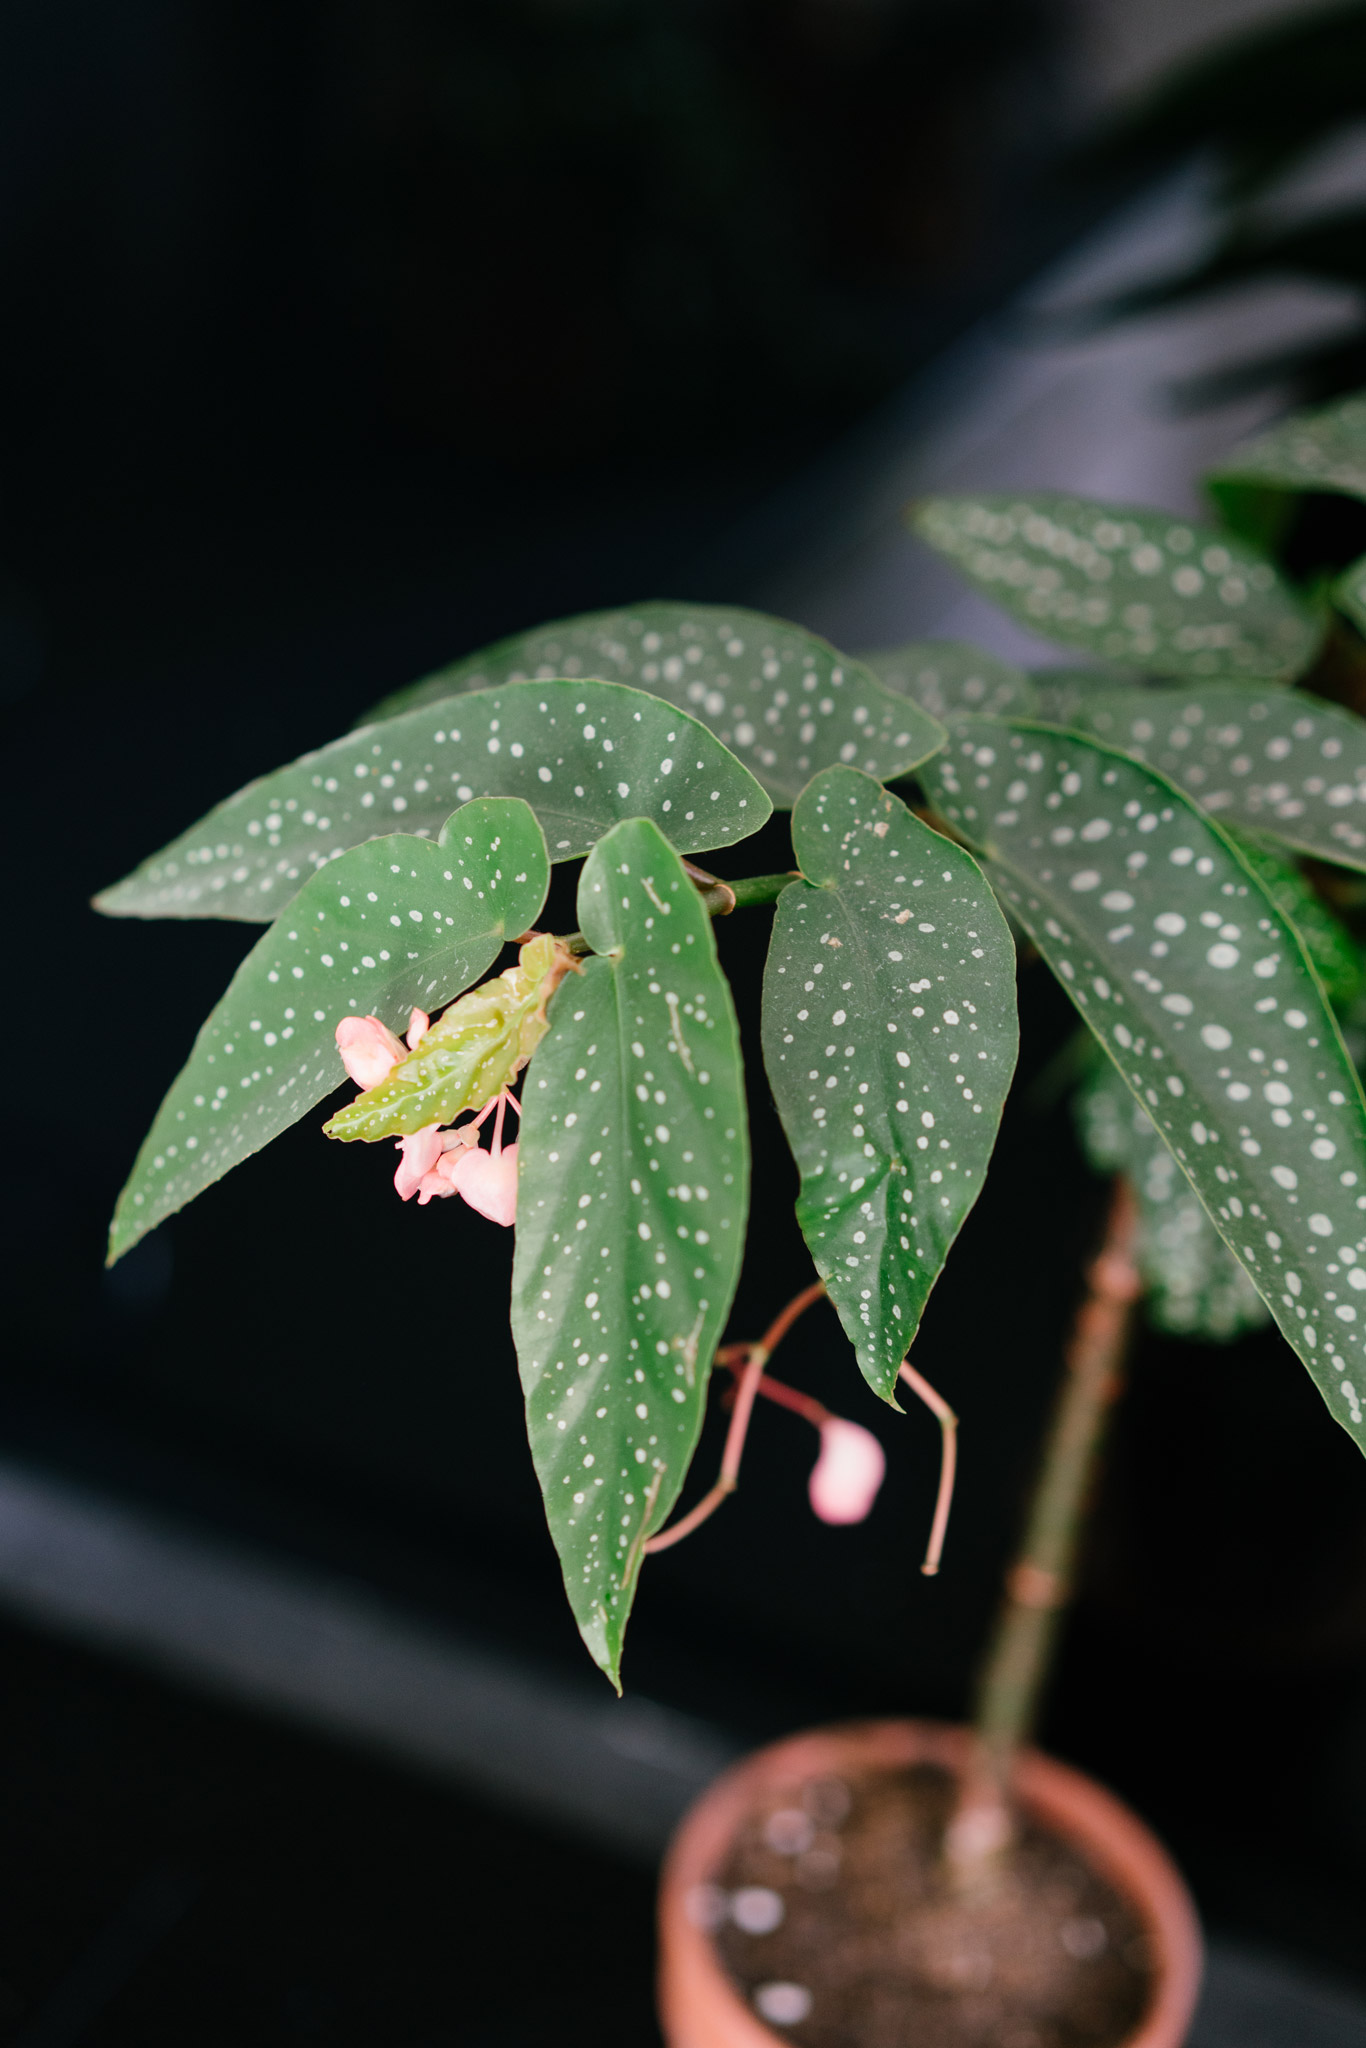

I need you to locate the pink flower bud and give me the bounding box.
[808,1419,886,1525]
[406,1008,429,1050]
[394,1124,447,1202]
[446,1139,519,1227]
[335,1014,406,1091]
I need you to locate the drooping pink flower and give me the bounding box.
[808,1418,886,1525]
[335,1014,406,1091]
[445,1139,519,1226]
[394,1123,448,1202]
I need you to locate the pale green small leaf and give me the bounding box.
[108,798,550,1263]
[1075,1061,1268,1341]
[95,679,769,922]
[510,818,748,1685]
[1074,683,1366,874]
[762,768,1017,1401]
[912,493,1319,682]
[357,601,946,807]
[859,639,1036,720]
[324,934,567,1142]
[1335,552,1366,638]
[1208,393,1366,545]
[923,720,1366,1454]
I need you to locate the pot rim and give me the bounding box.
[657,1717,1203,2048]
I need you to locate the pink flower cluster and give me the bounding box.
[334,1011,518,1226]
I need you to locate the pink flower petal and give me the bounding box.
[336,1014,406,1091]
[394,1123,446,1202]
[808,1419,886,1525]
[406,1008,429,1051]
[448,1140,519,1227]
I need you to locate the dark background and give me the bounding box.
[5,1,1366,2039]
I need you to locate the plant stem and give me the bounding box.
[728,871,798,911]
[947,1176,1141,1877]
[561,868,796,957]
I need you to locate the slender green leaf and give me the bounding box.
[762,767,1017,1401]
[1076,1060,1268,1341]
[108,798,550,1263]
[1221,832,1363,1010]
[95,679,769,922]
[1335,552,1366,638]
[911,492,1320,682]
[357,601,946,807]
[859,640,1036,720]
[923,719,1366,1454]
[1073,682,1366,873]
[511,818,748,1685]
[1208,391,1366,545]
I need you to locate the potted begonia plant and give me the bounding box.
[100,384,1366,2046]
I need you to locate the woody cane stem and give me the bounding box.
[951,1177,1141,1868]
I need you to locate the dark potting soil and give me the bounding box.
[707,1763,1152,2048]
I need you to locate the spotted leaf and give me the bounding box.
[95,679,769,922]
[357,601,946,807]
[911,493,1319,683]
[1076,1059,1268,1341]
[1029,667,1146,728]
[1073,683,1366,874]
[923,721,1366,1453]
[107,798,550,1264]
[859,640,1036,721]
[762,768,1017,1402]
[1208,392,1366,550]
[510,818,748,1685]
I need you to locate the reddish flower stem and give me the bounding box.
[643,1281,828,1556]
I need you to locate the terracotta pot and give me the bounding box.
[658,1719,1202,2048]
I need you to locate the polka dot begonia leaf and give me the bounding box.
[911,493,1319,683]
[1207,392,1366,548]
[762,767,1018,1403]
[858,639,1036,721]
[510,818,748,1687]
[1028,667,1147,729]
[1075,1058,1268,1342]
[94,679,769,923]
[356,601,947,808]
[1334,552,1366,640]
[922,720,1366,1453]
[107,798,550,1265]
[1073,683,1366,874]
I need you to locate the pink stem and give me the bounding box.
[898,1359,959,1577]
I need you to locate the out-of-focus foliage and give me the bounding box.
[1066,2,1366,411]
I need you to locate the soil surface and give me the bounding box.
[704,1762,1152,2048]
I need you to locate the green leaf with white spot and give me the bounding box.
[1208,393,1366,549]
[1220,832,1362,1011]
[1075,1060,1268,1341]
[94,679,770,922]
[1073,683,1366,875]
[1335,552,1366,639]
[356,601,946,808]
[762,767,1017,1402]
[859,640,1036,721]
[108,798,550,1263]
[923,719,1366,1454]
[1029,667,1146,728]
[510,818,748,1685]
[911,493,1320,683]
